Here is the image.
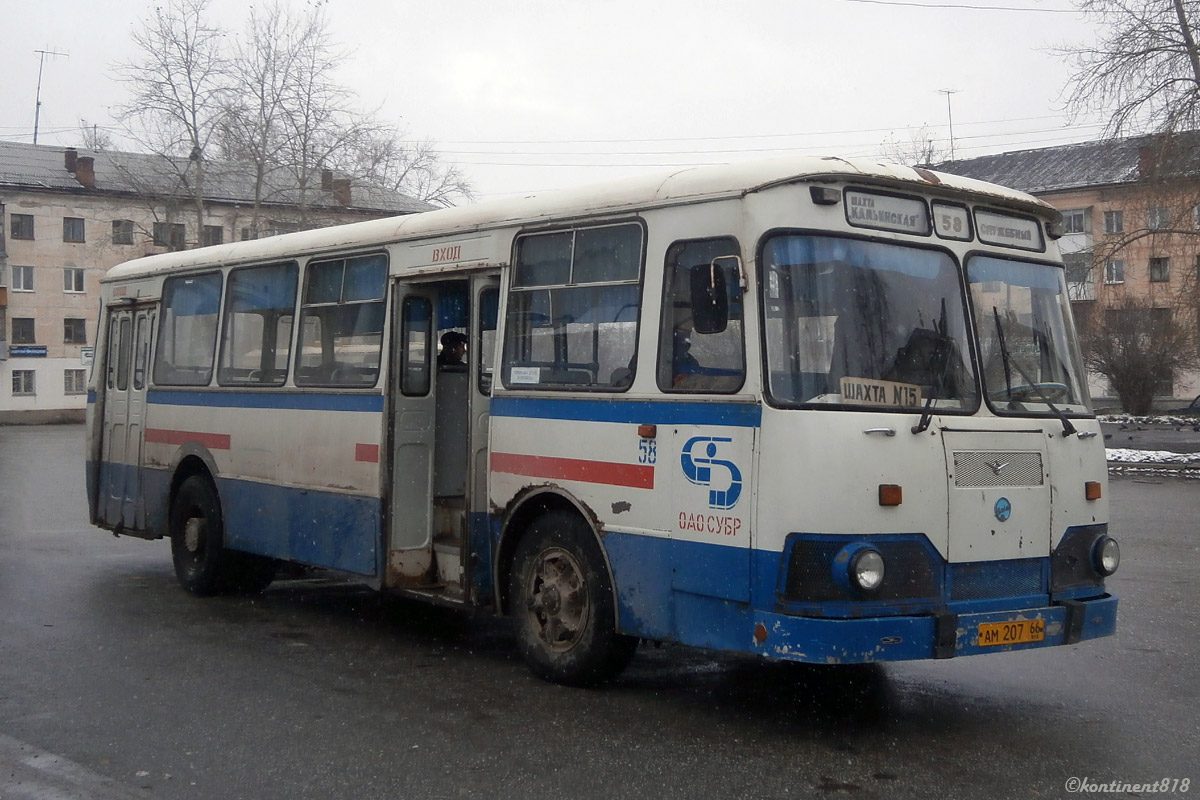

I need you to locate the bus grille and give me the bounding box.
[952,451,1043,487]
[949,559,1045,601]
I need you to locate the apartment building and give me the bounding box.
[0,141,430,423]
[940,133,1200,407]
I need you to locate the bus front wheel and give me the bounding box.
[169,475,275,595]
[508,510,637,686]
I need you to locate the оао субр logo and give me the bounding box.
[681,436,743,509]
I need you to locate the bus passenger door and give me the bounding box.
[387,285,438,586]
[98,304,154,530]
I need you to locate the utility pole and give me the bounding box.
[938,88,960,160]
[33,48,69,145]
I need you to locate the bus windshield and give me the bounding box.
[967,255,1092,414]
[763,235,977,411]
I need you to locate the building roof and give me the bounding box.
[0,139,432,215]
[936,132,1200,195]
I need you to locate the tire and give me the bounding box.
[508,510,637,686]
[169,475,275,595]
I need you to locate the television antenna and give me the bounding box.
[33,48,69,145]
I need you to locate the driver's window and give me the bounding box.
[657,237,744,393]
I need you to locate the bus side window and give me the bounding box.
[501,223,643,391]
[153,272,222,387]
[218,261,298,386]
[657,237,745,393]
[295,253,387,387]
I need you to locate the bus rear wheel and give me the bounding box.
[509,510,637,686]
[169,475,275,595]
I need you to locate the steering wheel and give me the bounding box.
[990,382,1069,403]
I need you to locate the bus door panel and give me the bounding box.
[468,275,500,602]
[668,424,755,603]
[121,308,155,530]
[387,285,437,586]
[99,310,130,526]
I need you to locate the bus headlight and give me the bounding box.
[1092,536,1120,576]
[850,548,886,592]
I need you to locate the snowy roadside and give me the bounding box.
[1096,414,1200,475]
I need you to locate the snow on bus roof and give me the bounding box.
[102,155,1052,283]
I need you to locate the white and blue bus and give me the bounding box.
[86,157,1119,684]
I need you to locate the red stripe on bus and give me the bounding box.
[144,428,231,450]
[355,443,380,463]
[490,452,654,489]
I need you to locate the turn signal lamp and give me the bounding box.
[878,484,903,506]
[1085,481,1102,501]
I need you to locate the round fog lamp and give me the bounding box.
[850,548,886,591]
[1094,536,1120,576]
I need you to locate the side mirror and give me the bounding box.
[690,262,729,334]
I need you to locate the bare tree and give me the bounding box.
[1078,293,1198,414]
[218,2,330,237]
[343,128,474,208]
[114,0,230,239]
[1062,0,1200,136]
[881,125,949,167]
[77,120,113,151]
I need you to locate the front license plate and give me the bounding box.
[977,618,1045,647]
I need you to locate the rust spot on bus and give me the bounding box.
[913,166,942,185]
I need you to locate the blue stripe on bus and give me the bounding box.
[490,396,762,427]
[147,389,385,412]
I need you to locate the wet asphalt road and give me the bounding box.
[0,424,1196,800]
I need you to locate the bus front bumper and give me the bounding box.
[750,594,1118,664]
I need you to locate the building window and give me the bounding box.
[64,318,88,344]
[11,318,35,344]
[64,268,86,293]
[1064,252,1095,301]
[1061,209,1088,234]
[64,369,88,395]
[1104,210,1123,234]
[1148,206,1171,231]
[1104,260,1125,284]
[11,265,34,292]
[153,222,186,250]
[63,217,85,243]
[12,370,35,396]
[10,213,34,240]
[241,227,256,241]
[1150,257,1171,283]
[112,220,134,245]
[202,225,224,247]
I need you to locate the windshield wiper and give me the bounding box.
[912,299,951,435]
[992,307,1076,437]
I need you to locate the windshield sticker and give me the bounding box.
[840,376,922,407]
[845,190,931,236]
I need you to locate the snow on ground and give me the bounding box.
[1105,448,1200,464]
[1099,413,1200,427]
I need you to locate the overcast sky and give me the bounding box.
[0,0,1108,201]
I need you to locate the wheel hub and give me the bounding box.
[526,548,588,653]
[184,517,205,554]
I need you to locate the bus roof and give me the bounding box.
[102,155,1054,283]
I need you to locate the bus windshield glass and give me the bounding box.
[967,255,1092,414]
[763,235,977,411]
